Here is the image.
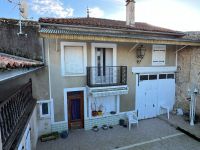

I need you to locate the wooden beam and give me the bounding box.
[176,45,188,52]
[129,43,139,52]
[39,33,200,46]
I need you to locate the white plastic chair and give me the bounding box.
[160,105,170,119]
[126,111,138,130]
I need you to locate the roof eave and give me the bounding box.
[39,22,185,37]
[39,31,200,46]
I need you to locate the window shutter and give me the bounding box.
[64,46,84,74]
[152,45,166,65]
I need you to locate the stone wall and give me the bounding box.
[0,18,42,60]
[176,46,200,115]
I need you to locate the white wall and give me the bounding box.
[37,103,51,136]
[18,106,38,150]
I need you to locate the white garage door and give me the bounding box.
[136,73,175,120]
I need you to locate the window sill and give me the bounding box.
[62,73,86,77]
[40,114,51,119]
[89,112,119,119]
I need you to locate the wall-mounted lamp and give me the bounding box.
[136,45,146,64]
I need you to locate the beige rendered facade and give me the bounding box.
[43,38,177,122]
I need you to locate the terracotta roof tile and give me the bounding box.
[183,32,200,40]
[0,53,43,70]
[39,17,183,35]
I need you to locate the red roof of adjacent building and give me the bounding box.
[39,17,183,35]
[0,53,43,70]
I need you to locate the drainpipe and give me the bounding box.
[47,39,54,123]
[47,39,52,99]
[175,45,188,68]
[41,38,45,64]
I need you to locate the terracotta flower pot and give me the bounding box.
[92,111,98,116]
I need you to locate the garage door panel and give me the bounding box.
[136,73,175,119]
[158,78,175,111]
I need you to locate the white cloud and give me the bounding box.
[89,7,104,18]
[136,0,200,31]
[108,0,200,31]
[31,0,73,18]
[106,7,125,21]
[111,0,124,4]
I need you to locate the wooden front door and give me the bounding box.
[68,91,84,129]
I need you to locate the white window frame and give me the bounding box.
[61,42,87,76]
[91,43,117,66]
[152,45,166,66]
[38,100,51,118]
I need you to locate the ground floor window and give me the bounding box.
[38,100,51,118]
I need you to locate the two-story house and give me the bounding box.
[37,0,200,133]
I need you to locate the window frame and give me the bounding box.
[91,43,117,67]
[61,42,87,76]
[38,100,51,118]
[152,45,166,66]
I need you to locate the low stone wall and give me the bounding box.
[176,46,200,115]
[84,113,127,130]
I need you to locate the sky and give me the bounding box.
[0,0,200,31]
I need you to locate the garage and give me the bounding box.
[133,67,176,120]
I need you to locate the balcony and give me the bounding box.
[0,79,36,150]
[87,66,127,87]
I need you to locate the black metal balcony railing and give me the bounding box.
[87,66,127,87]
[0,79,36,150]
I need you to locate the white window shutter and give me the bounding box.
[152,45,166,66]
[64,46,84,74]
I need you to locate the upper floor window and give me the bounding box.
[152,45,166,66]
[61,42,87,76]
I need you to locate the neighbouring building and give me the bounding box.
[176,32,200,115]
[0,18,46,150]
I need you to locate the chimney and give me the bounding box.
[126,0,135,26]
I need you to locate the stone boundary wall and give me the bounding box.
[176,46,200,115]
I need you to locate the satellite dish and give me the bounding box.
[20,0,28,19]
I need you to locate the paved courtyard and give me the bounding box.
[37,118,200,150]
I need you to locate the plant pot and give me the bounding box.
[92,126,99,132]
[98,111,102,116]
[92,111,98,117]
[60,131,68,139]
[119,119,125,126]
[102,125,108,130]
[109,125,113,129]
[40,132,59,142]
[110,111,116,115]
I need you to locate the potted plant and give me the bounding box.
[40,132,59,142]
[92,125,99,132]
[102,124,108,130]
[98,104,103,116]
[91,102,98,117]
